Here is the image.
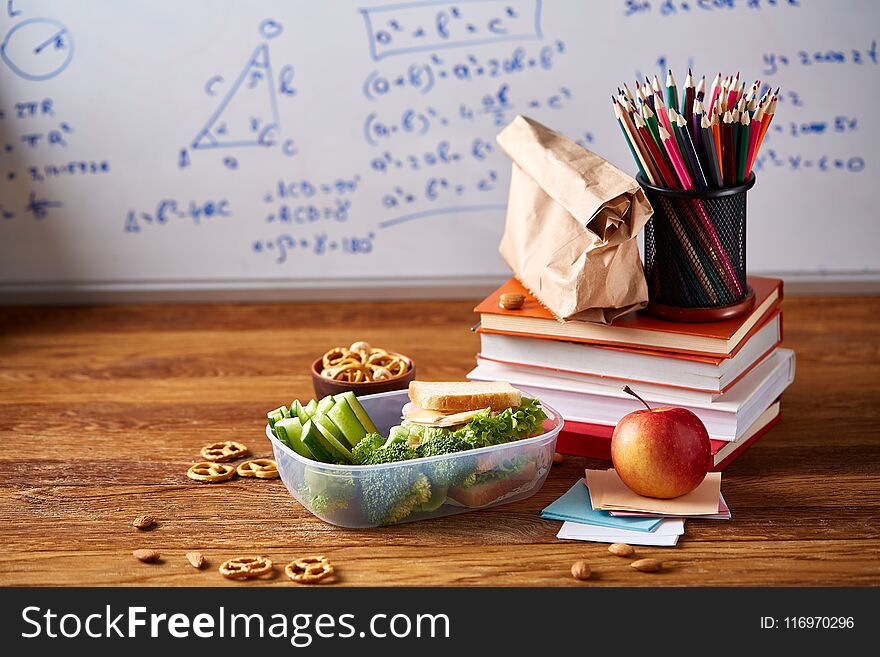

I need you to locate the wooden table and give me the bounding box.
[1,297,878,587]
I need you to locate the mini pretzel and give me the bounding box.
[285,555,335,584]
[219,556,273,580]
[322,347,350,369]
[367,365,393,381]
[200,440,249,462]
[187,462,236,483]
[236,458,279,479]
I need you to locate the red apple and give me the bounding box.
[610,387,711,499]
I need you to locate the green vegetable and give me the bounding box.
[419,484,448,512]
[352,433,385,465]
[292,400,311,423]
[304,399,318,416]
[417,433,472,488]
[312,415,354,464]
[299,420,335,463]
[298,467,354,516]
[274,417,313,459]
[267,405,289,428]
[452,397,547,448]
[334,391,378,434]
[327,397,368,448]
[316,395,335,414]
[359,446,432,525]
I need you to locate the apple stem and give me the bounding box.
[622,385,652,411]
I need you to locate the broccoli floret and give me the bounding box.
[362,442,419,465]
[359,444,431,525]
[352,432,386,465]
[418,434,473,489]
[298,473,355,517]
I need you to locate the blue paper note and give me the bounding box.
[541,480,663,532]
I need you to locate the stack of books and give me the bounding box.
[468,276,794,470]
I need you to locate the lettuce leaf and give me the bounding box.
[452,397,547,449]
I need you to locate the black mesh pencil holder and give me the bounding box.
[638,173,756,322]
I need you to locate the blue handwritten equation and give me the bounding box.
[623,0,800,18]
[253,231,376,264]
[752,149,865,173]
[762,41,878,76]
[362,41,564,100]
[123,199,232,233]
[262,175,360,225]
[360,0,542,61]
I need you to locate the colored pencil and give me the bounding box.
[737,111,751,182]
[695,74,706,103]
[666,69,679,113]
[745,105,764,175]
[721,111,735,185]
[659,125,693,190]
[635,112,678,188]
[682,69,694,119]
[674,110,708,189]
[701,114,723,187]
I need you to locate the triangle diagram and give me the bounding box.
[192,43,280,149]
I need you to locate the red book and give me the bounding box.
[556,401,781,471]
[475,276,783,358]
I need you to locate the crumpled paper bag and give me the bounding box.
[496,115,652,323]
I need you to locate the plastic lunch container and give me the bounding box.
[266,389,563,528]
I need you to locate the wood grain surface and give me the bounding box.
[1,297,878,587]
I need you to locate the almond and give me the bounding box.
[499,293,525,310]
[133,549,160,563]
[608,543,635,557]
[132,515,155,530]
[552,452,564,465]
[186,551,206,569]
[631,558,662,572]
[570,560,591,581]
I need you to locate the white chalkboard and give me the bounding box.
[0,0,878,299]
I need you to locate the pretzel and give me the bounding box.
[319,344,410,383]
[200,440,249,462]
[322,347,351,369]
[187,462,236,483]
[367,365,393,381]
[219,556,273,580]
[236,458,279,479]
[284,555,335,584]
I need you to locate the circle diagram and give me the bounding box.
[1,17,74,81]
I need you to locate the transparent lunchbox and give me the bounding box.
[266,389,562,528]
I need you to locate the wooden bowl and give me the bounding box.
[311,355,416,399]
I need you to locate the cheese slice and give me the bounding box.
[402,402,487,428]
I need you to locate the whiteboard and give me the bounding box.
[0,0,878,299]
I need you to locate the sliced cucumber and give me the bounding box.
[300,420,334,463]
[268,412,283,429]
[316,395,335,414]
[311,417,353,464]
[327,398,367,448]
[292,400,311,423]
[274,417,313,459]
[313,412,344,442]
[304,399,318,415]
[334,391,378,434]
[267,405,288,428]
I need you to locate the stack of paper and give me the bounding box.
[543,470,729,546]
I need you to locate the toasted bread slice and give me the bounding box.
[408,381,522,412]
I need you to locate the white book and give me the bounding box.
[477,314,781,394]
[468,348,795,442]
[557,519,683,546]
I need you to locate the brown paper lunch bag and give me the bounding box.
[496,115,653,324]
